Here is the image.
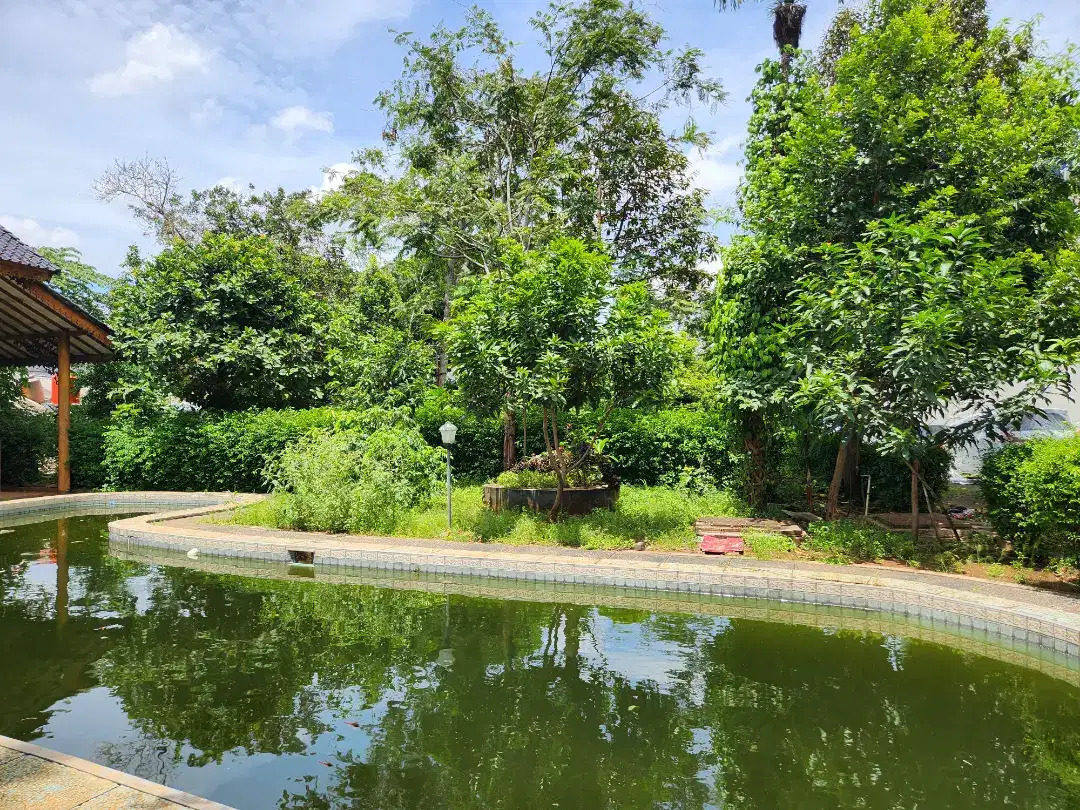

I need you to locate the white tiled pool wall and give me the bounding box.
[107,519,1080,665]
[0,492,231,518]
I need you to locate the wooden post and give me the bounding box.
[910,458,920,543]
[57,332,71,493]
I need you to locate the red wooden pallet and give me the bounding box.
[699,534,745,555]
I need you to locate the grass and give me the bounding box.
[221,484,749,551]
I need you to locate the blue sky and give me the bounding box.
[0,0,1076,277]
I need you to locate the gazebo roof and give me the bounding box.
[0,224,113,365]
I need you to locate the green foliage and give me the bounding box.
[494,469,601,489]
[334,0,723,296]
[231,484,747,550]
[36,246,114,319]
[790,437,951,511]
[981,436,1080,564]
[446,239,678,417]
[102,406,347,491]
[325,259,437,410]
[269,420,444,534]
[109,233,335,410]
[0,406,53,487]
[804,520,915,565]
[69,410,108,490]
[574,407,738,491]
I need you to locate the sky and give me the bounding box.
[0,0,1077,277]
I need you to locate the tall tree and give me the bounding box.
[444,238,679,517]
[715,0,1080,518]
[714,0,808,73]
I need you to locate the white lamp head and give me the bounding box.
[439,422,458,445]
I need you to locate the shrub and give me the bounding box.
[103,406,348,491]
[804,520,914,564]
[0,406,53,487]
[981,435,1080,565]
[573,407,737,490]
[70,410,108,490]
[270,420,444,534]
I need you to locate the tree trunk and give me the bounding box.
[435,262,456,386]
[910,459,921,543]
[826,436,849,520]
[742,412,768,511]
[502,409,517,470]
[842,431,860,503]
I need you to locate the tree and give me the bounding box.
[716,0,1080,520]
[713,0,808,73]
[109,234,335,410]
[329,0,723,402]
[36,247,114,319]
[444,238,679,517]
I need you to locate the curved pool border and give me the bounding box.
[4,492,1077,675]
[96,493,1080,666]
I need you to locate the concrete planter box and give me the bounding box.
[482,483,619,516]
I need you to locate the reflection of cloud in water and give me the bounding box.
[581,613,731,692]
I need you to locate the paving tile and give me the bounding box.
[74,787,178,809]
[0,754,112,809]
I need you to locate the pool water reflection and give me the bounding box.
[2,512,1080,809]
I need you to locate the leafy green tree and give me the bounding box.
[711,0,1080,515]
[329,0,724,407]
[444,238,680,516]
[36,247,114,319]
[109,234,334,410]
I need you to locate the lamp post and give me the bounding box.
[439,422,458,532]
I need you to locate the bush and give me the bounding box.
[103,406,349,491]
[416,390,737,489]
[573,407,737,490]
[981,435,1080,564]
[804,520,914,565]
[70,410,108,490]
[0,406,53,487]
[270,420,444,534]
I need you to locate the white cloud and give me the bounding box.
[90,23,208,97]
[0,215,80,249]
[319,162,358,192]
[687,146,742,199]
[214,176,245,192]
[270,105,334,137]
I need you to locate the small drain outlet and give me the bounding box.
[288,549,315,564]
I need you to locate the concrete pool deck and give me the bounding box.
[0,736,233,810]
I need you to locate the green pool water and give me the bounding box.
[3,511,1080,809]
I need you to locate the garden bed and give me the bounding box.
[482,483,619,515]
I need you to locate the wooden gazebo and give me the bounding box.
[0,224,113,492]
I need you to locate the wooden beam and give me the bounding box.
[16,280,112,346]
[0,258,53,283]
[57,333,71,494]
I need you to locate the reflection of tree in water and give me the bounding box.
[281,604,712,810]
[6,517,1072,809]
[690,622,1080,809]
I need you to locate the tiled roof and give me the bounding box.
[0,223,57,274]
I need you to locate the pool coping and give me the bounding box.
[0,734,234,809]
[93,493,1080,663]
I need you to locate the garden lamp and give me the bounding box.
[440,422,457,531]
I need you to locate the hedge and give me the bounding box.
[102,403,739,493]
[981,435,1080,564]
[0,407,106,489]
[0,406,53,487]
